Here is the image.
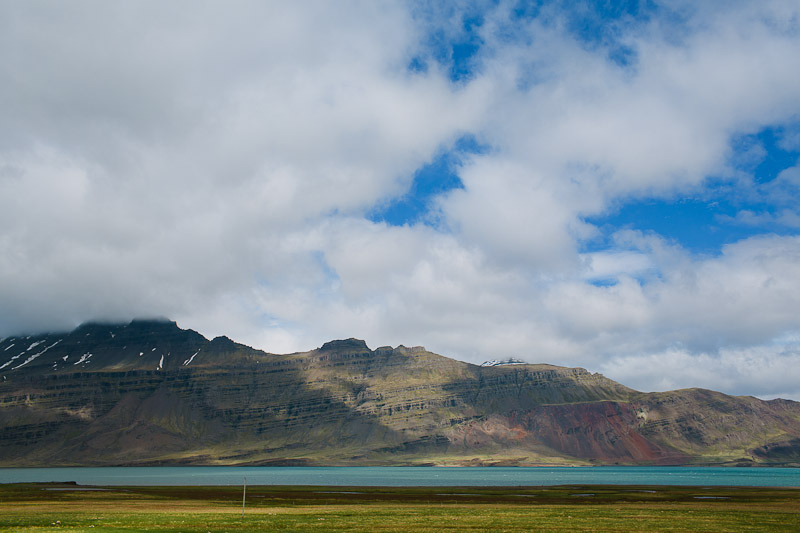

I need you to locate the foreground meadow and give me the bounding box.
[1,483,799,531]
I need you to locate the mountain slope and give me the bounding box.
[1,320,799,466]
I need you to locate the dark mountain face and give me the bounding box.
[1,320,799,466]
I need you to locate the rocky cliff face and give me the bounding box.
[1,320,799,466]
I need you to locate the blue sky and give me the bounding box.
[2,0,800,400]
[368,135,485,227]
[586,124,800,256]
[598,125,800,253]
[379,3,800,257]
[372,93,800,258]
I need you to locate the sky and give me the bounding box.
[2,1,800,400]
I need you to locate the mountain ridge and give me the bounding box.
[1,319,799,467]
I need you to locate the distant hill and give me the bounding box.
[1,320,799,466]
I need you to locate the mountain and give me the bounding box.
[1,320,799,467]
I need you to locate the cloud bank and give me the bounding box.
[2,1,800,399]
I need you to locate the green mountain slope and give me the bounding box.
[1,320,799,466]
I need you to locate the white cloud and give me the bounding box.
[537,233,800,357]
[0,1,478,329]
[601,342,800,401]
[582,251,655,282]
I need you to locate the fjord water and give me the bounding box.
[1,466,799,487]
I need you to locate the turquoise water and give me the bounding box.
[1,466,799,487]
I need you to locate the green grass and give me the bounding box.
[1,483,798,531]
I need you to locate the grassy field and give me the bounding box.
[1,483,799,531]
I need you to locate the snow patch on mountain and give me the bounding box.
[12,340,62,370]
[480,358,526,367]
[74,353,92,365]
[183,351,199,366]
